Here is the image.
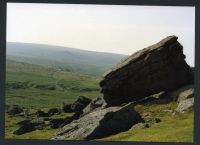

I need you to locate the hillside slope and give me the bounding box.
[7,42,127,76]
[6,60,102,108]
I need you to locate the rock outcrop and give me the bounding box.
[52,102,143,140]
[100,36,193,106]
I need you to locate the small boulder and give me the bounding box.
[50,118,66,129]
[62,104,73,113]
[169,85,194,102]
[177,87,194,103]
[142,112,153,118]
[130,123,149,130]
[175,97,194,113]
[48,108,61,116]
[14,119,44,135]
[14,124,36,135]
[71,96,92,112]
[17,119,31,126]
[6,105,23,115]
[36,110,49,117]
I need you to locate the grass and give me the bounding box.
[5,60,194,142]
[5,60,102,139]
[5,113,69,139]
[99,103,194,142]
[6,60,102,109]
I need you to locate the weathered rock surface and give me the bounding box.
[175,85,194,103]
[100,36,193,106]
[6,105,23,115]
[52,103,143,140]
[82,97,107,116]
[175,97,194,113]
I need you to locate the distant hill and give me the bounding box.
[7,42,127,76]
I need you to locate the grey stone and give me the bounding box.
[71,96,92,112]
[130,123,149,130]
[82,97,106,116]
[175,97,194,113]
[35,110,49,117]
[52,102,143,140]
[48,108,61,116]
[100,36,193,106]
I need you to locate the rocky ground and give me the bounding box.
[6,36,194,141]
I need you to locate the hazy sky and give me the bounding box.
[7,3,195,66]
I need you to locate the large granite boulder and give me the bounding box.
[52,102,143,140]
[100,36,193,106]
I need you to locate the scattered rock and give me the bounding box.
[168,85,194,102]
[14,124,36,135]
[100,36,193,106]
[36,110,49,117]
[177,86,194,103]
[162,109,173,113]
[52,102,143,140]
[6,105,23,115]
[141,112,161,124]
[71,96,92,112]
[142,112,153,118]
[175,97,194,113]
[50,118,66,129]
[14,119,44,135]
[145,117,161,124]
[130,123,149,130]
[48,108,61,116]
[62,104,73,113]
[17,119,32,126]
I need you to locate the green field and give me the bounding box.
[6,60,102,109]
[5,60,194,142]
[100,103,194,142]
[5,60,103,139]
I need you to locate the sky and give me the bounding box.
[7,3,195,66]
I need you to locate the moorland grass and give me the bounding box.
[100,103,194,142]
